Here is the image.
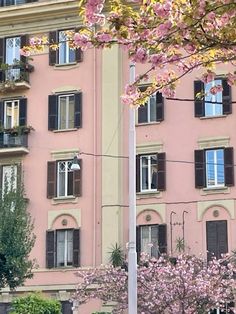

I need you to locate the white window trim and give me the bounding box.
[4,99,19,128]
[140,154,157,193]
[205,79,223,117]
[58,94,74,130]
[57,160,73,197]
[206,149,225,188]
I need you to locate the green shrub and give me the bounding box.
[9,293,62,314]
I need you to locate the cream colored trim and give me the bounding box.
[200,186,230,196]
[0,157,22,164]
[0,0,81,37]
[51,196,78,205]
[136,191,162,199]
[136,203,166,223]
[0,148,29,156]
[51,148,79,160]
[48,208,81,229]
[0,284,76,293]
[136,142,163,154]
[52,86,81,94]
[58,290,70,301]
[197,136,230,149]
[53,128,78,133]
[197,199,234,221]
[54,63,80,70]
[0,293,12,303]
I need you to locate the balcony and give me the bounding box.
[0,132,29,156]
[0,63,34,92]
[0,0,38,7]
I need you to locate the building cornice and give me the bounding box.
[0,0,81,37]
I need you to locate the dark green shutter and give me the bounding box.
[194,150,206,188]
[157,152,166,191]
[49,31,58,66]
[47,161,56,198]
[194,81,205,117]
[136,155,140,192]
[46,230,55,268]
[156,92,164,122]
[48,95,58,130]
[74,92,82,128]
[73,160,82,197]
[19,98,27,126]
[222,79,232,115]
[73,228,80,267]
[224,147,234,186]
[158,224,167,254]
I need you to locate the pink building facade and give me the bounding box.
[0,1,235,313]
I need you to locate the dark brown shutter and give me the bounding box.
[222,79,232,115]
[47,161,56,198]
[217,220,228,257]
[138,104,148,123]
[75,48,83,63]
[49,31,58,66]
[0,100,3,127]
[61,301,73,314]
[158,224,167,254]
[206,220,228,261]
[73,160,82,197]
[46,230,55,268]
[136,226,141,262]
[74,92,82,128]
[194,149,206,188]
[48,95,58,130]
[20,35,29,64]
[194,81,205,117]
[0,166,2,192]
[136,155,140,192]
[0,38,5,82]
[73,228,80,267]
[224,147,234,186]
[19,98,27,126]
[157,152,166,191]
[156,92,164,122]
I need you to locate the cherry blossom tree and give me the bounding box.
[73,254,236,314]
[22,0,236,106]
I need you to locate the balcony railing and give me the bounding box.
[0,0,38,6]
[0,133,28,149]
[0,63,34,91]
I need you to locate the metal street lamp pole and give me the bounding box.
[128,62,137,314]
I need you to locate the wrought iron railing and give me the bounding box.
[0,63,33,84]
[0,0,38,7]
[0,133,28,149]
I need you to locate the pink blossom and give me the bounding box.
[227,73,236,86]
[131,48,148,63]
[201,71,216,83]
[19,48,31,57]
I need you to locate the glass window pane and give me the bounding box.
[205,80,223,116]
[67,230,73,265]
[151,226,158,257]
[68,95,75,128]
[141,226,151,256]
[58,96,67,129]
[57,231,65,266]
[149,95,156,122]
[141,157,148,190]
[206,150,215,186]
[217,149,224,185]
[151,156,157,189]
[69,48,75,63]
[67,171,73,196]
[138,103,148,123]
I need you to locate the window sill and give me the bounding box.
[136,191,161,199]
[52,196,78,205]
[54,62,79,70]
[200,186,230,195]
[136,121,161,127]
[200,115,227,120]
[53,128,78,133]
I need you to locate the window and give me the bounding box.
[136,224,167,259]
[0,0,37,6]
[4,100,19,128]
[138,87,164,124]
[206,149,224,188]
[194,79,232,117]
[49,30,82,66]
[0,35,28,82]
[57,160,73,197]
[47,159,82,199]
[61,301,73,314]
[46,228,80,268]
[136,153,166,193]
[1,164,17,195]
[194,147,234,189]
[48,93,82,131]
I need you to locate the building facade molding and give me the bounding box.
[197,136,230,149]
[197,199,235,221]
[136,203,166,223]
[48,208,81,229]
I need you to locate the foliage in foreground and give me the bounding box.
[9,293,62,314]
[0,175,35,289]
[73,254,236,314]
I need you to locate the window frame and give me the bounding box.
[58,94,75,130]
[4,99,20,129]
[58,30,75,65]
[204,79,223,117]
[56,229,73,267]
[140,154,158,192]
[138,93,157,124]
[57,160,73,197]
[205,148,225,188]
[140,224,159,258]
